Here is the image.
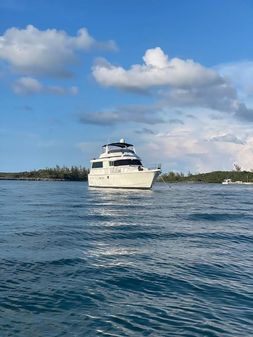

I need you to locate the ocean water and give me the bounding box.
[0,181,252,337]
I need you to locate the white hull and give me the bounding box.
[222,181,253,185]
[88,169,160,189]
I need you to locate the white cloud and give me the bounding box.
[46,85,79,95]
[13,76,78,95]
[235,136,253,170]
[86,48,253,172]
[161,83,238,112]
[93,47,221,90]
[0,25,117,77]
[217,61,253,98]
[13,77,42,94]
[136,121,253,173]
[209,133,245,145]
[93,47,253,122]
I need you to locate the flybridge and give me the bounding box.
[102,138,135,155]
[103,138,133,149]
[102,142,133,148]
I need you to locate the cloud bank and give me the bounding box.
[133,123,253,172]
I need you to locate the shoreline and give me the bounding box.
[0,177,86,181]
[1,169,253,184]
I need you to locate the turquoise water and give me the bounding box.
[0,181,252,336]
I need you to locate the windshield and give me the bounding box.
[112,159,142,166]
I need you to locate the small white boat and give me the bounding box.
[88,139,161,189]
[222,179,253,185]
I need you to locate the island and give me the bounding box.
[1,167,253,183]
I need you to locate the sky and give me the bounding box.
[1,0,253,173]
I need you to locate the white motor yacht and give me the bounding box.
[88,139,161,189]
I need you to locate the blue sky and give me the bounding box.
[1,0,253,172]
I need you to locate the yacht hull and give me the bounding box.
[88,169,160,189]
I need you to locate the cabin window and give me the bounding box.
[92,161,103,168]
[113,159,142,166]
[108,149,135,154]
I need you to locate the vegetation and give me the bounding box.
[160,170,253,183]
[0,166,89,181]
[1,166,253,183]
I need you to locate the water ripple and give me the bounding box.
[0,181,252,336]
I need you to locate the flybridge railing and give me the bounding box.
[108,149,135,154]
[147,163,162,170]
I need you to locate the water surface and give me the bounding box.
[0,181,252,336]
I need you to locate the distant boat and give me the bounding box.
[88,139,161,189]
[222,178,253,185]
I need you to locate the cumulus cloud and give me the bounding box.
[13,77,78,95]
[93,47,253,122]
[0,25,117,77]
[93,47,221,90]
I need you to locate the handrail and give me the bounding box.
[147,163,161,170]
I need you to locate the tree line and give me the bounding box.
[0,166,89,181]
[1,166,253,183]
[160,170,253,183]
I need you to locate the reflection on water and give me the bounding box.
[86,187,153,268]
